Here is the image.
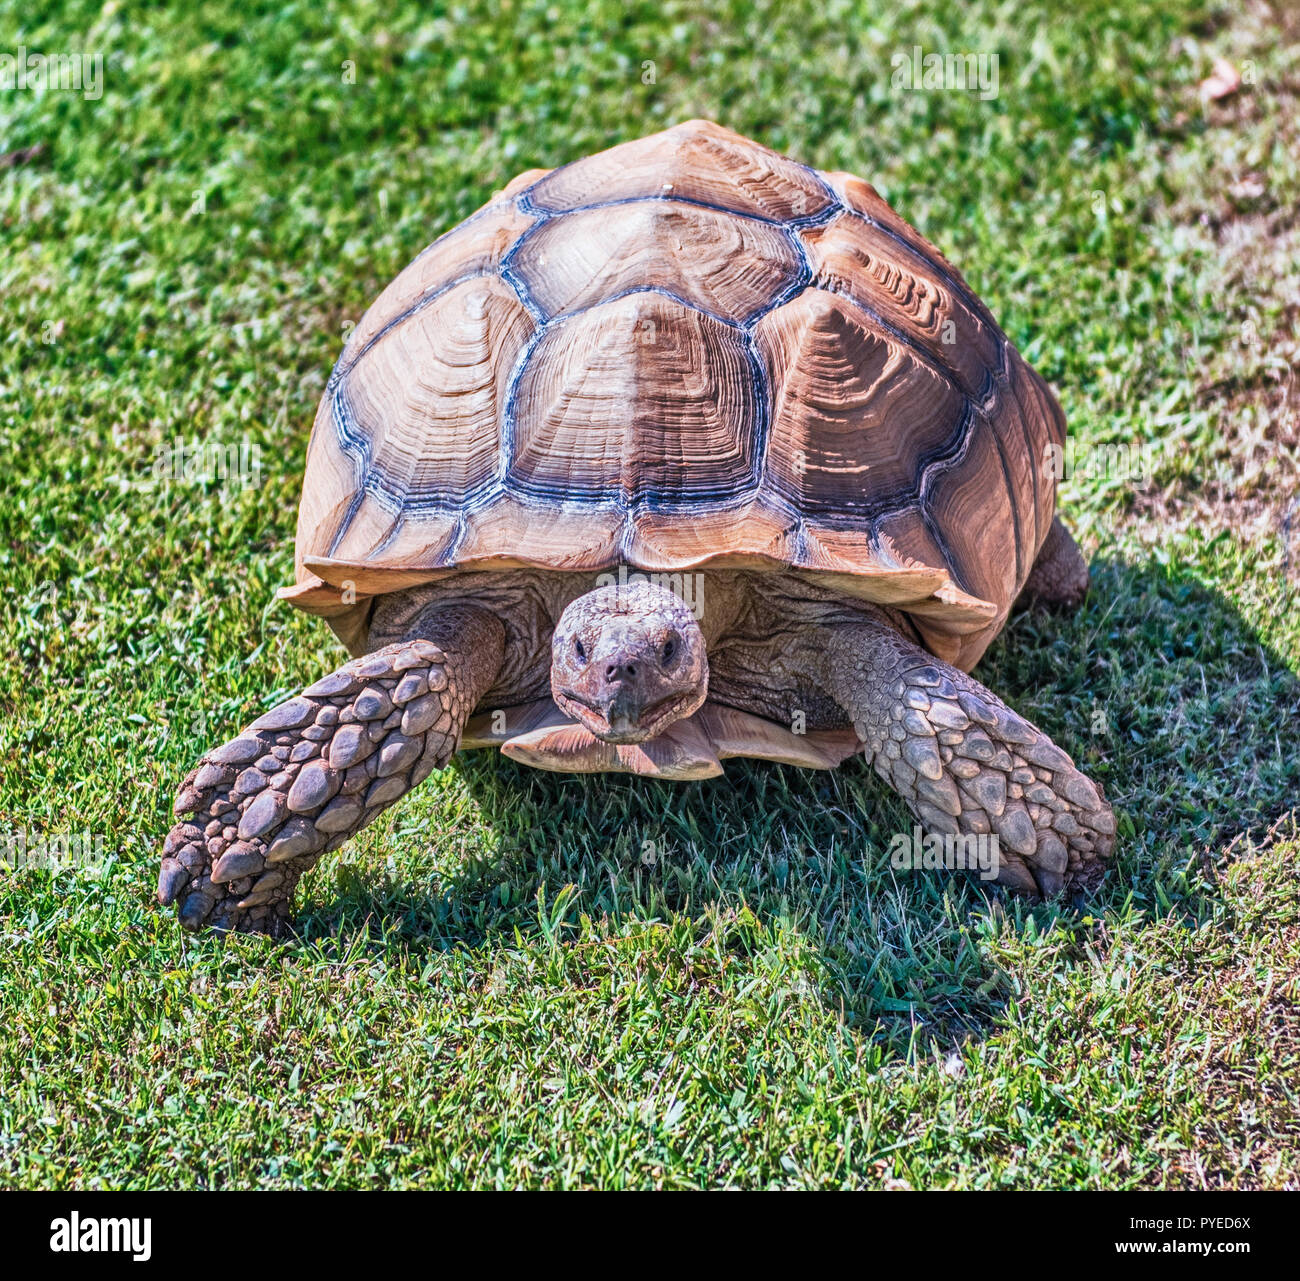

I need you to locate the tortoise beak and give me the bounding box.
[557,686,693,745]
[603,674,690,741]
[602,684,644,740]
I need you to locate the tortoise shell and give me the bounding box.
[283,121,1065,671]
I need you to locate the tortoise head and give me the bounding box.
[551,581,708,744]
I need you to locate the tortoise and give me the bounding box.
[158,120,1115,935]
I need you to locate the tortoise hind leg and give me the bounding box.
[1017,515,1089,609]
[822,614,1115,898]
[158,605,504,935]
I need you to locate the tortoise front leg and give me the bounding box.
[159,605,504,935]
[823,615,1115,897]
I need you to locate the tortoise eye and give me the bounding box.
[661,637,676,663]
[574,638,586,662]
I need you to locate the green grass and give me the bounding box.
[1,0,1298,1188]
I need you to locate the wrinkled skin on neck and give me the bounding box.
[550,582,709,743]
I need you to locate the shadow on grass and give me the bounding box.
[306,554,1300,1045]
